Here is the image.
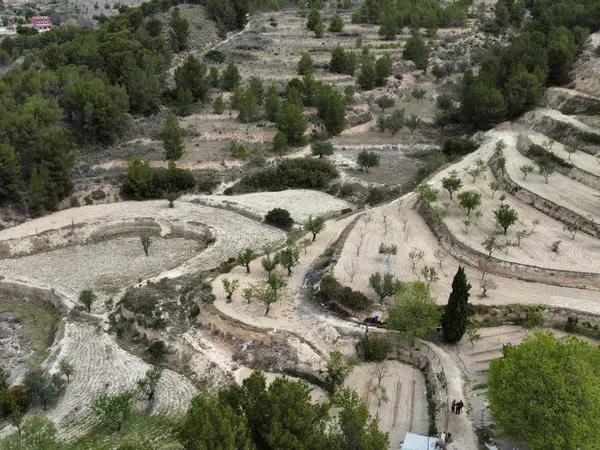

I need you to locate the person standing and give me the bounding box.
[451,399,456,413]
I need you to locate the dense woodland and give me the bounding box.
[0,0,599,217]
[0,0,179,215]
[460,0,600,128]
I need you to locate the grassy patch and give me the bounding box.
[0,298,59,369]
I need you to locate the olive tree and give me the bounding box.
[519,164,534,180]
[494,203,518,234]
[441,170,462,199]
[325,351,353,393]
[78,289,96,313]
[457,190,481,216]
[140,232,152,256]
[137,366,163,402]
[59,359,74,383]
[261,254,278,275]
[305,215,326,241]
[222,278,240,300]
[417,183,438,206]
[536,156,555,184]
[276,245,300,276]
[92,392,134,432]
[357,150,380,172]
[369,272,402,301]
[237,248,255,273]
[24,370,65,411]
[255,275,287,316]
[405,113,422,134]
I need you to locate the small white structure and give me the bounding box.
[400,432,439,450]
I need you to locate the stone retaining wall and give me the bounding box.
[0,218,208,258]
[515,133,600,191]
[489,152,600,238]
[419,202,600,289]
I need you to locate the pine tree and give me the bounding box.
[276,100,307,145]
[441,266,471,343]
[161,116,184,161]
[357,54,376,90]
[264,85,280,122]
[27,166,49,217]
[0,144,21,202]
[297,52,314,76]
[213,95,225,114]
[221,63,241,91]
[169,8,190,52]
[402,33,429,70]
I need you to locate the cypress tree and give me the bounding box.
[442,266,471,343]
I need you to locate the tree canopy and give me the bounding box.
[459,0,600,129]
[388,282,441,343]
[489,332,600,450]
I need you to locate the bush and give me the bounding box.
[120,282,174,329]
[147,340,168,361]
[565,316,579,332]
[339,183,356,197]
[231,157,338,193]
[196,170,220,193]
[442,137,478,158]
[265,208,293,229]
[357,335,390,361]
[204,50,225,63]
[122,160,196,200]
[365,187,384,205]
[318,275,371,311]
[523,306,545,329]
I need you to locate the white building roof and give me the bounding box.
[400,432,439,450]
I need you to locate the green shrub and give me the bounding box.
[147,340,168,361]
[565,316,579,332]
[265,208,294,229]
[122,160,196,200]
[196,170,220,193]
[365,187,384,205]
[204,50,225,63]
[318,275,371,311]
[357,335,390,361]
[523,306,545,328]
[231,157,338,193]
[442,137,478,158]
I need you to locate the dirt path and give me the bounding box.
[428,342,478,450]
[212,214,363,358]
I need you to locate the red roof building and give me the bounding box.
[30,16,53,31]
